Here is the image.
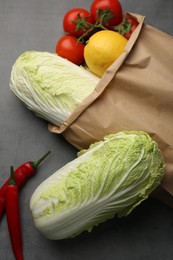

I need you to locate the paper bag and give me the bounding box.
[49,14,173,207]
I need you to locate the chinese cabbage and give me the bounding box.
[10,51,99,126]
[30,131,165,240]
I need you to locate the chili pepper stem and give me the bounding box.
[31,150,51,168]
[8,166,16,186]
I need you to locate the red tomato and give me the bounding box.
[115,13,139,40]
[55,35,85,65]
[123,14,139,39]
[63,8,94,38]
[90,0,123,27]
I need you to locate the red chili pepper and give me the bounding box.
[0,151,51,221]
[6,166,24,260]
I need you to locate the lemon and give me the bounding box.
[84,30,128,77]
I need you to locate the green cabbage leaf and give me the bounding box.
[30,131,165,240]
[10,51,99,126]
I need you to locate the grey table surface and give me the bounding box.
[0,0,173,259]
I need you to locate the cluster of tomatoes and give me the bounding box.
[55,0,139,66]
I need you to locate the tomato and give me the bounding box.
[115,13,139,40]
[63,8,95,38]
[122,14,139,40]
[90,0,123,27]
[55,35,85,65]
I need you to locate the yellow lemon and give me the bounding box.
[84,30,128,77]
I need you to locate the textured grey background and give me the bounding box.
[0,0,173,259]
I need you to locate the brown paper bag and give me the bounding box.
[49,14,173,207]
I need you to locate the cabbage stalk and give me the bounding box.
[10,51,99,126]
[30,131,165,240]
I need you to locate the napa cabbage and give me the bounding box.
[30,131,165,240]
[10,51,99,126]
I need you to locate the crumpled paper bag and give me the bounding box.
[49,14,173,207]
